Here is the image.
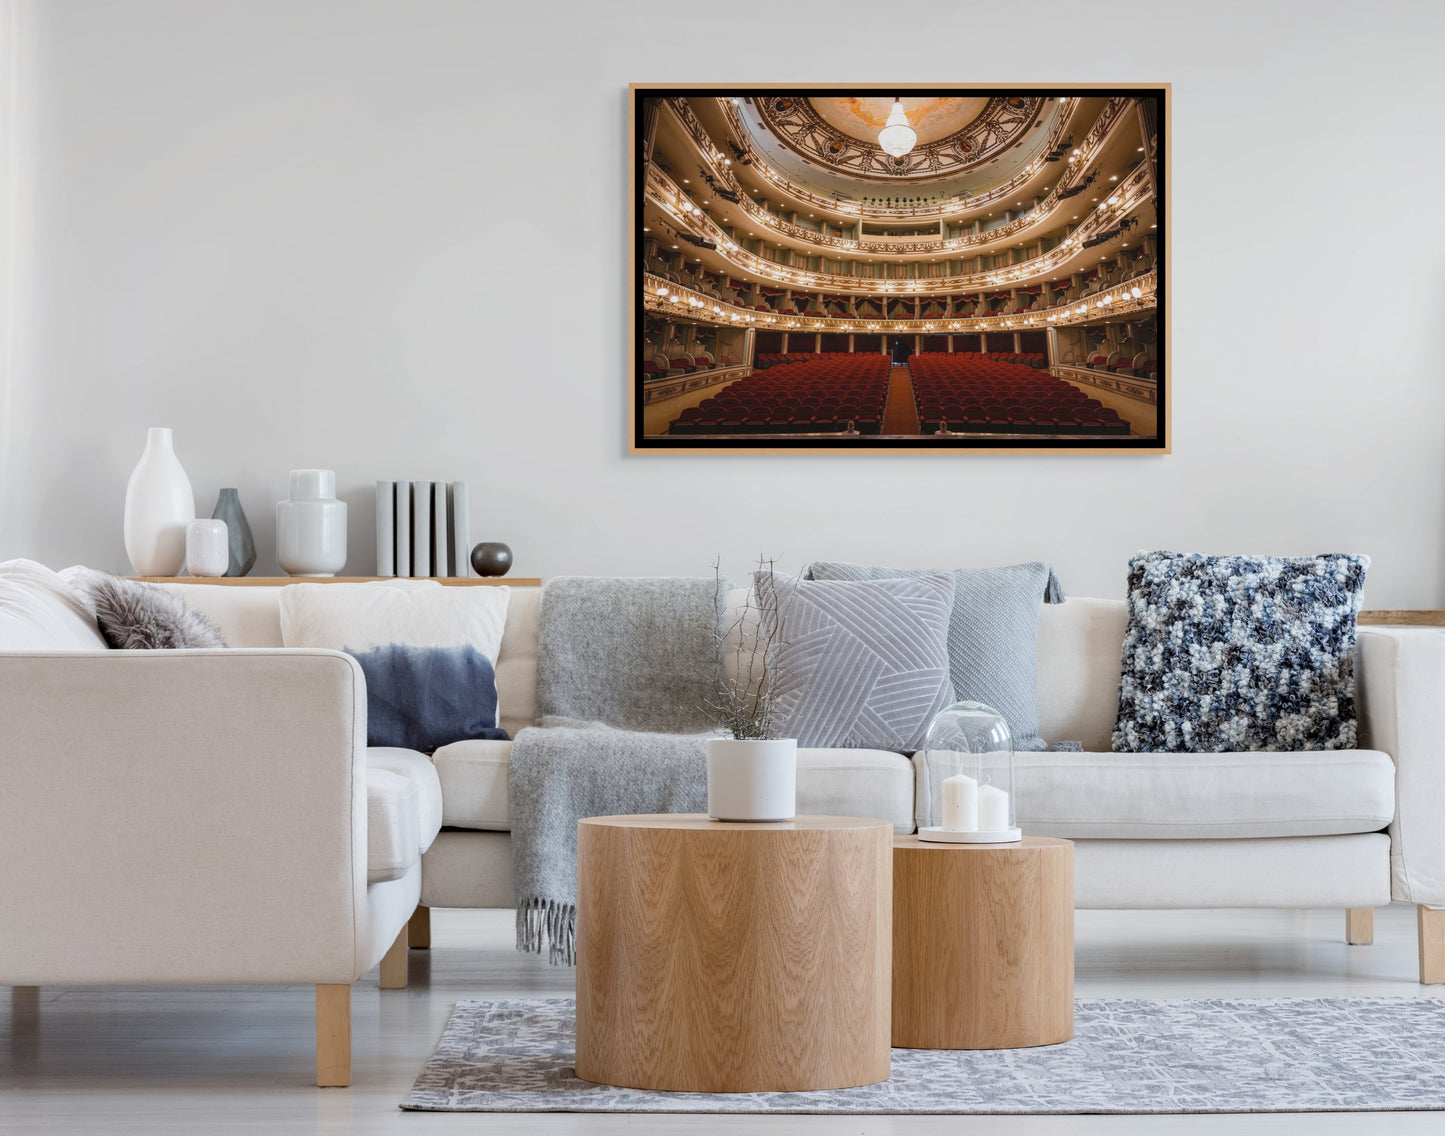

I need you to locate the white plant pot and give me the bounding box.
[123,427,195,576]
[707,738,797,822]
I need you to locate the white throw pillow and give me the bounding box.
[278,581,509,659]
[0,559,109,650]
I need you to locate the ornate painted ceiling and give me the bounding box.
[754,95,1043,182]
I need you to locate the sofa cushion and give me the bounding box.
[759,571,956,751]
[0,560,107,651]
[909,748,1395,839]
[432,739,916,834]
[367,768,421,885]
[280,581,510,752]
[1113,551,1369,752]
[368,747,443,852]
[68,570,227,648]
[806,559,1060,751]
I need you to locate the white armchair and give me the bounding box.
[0,647,426,1086]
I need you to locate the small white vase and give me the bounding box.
[123,427,196,576]
[707,738,797,822]
[276,469,348,577]
[185,518,230,577]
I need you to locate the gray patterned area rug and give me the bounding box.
[402,996,1445,1114]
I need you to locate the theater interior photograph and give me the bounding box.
[633,88,1166,452]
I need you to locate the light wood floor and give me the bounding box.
[3,905,1443,1134]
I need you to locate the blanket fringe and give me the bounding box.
[516,897,577,967]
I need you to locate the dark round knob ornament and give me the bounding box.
[470,541,513,577]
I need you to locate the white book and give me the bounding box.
[394,481,411,578]
[375,481,395,577]
[433,482,449,577]
[412,481,432,577]
[449,481,471,579]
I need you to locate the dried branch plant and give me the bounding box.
[702,556,787,740]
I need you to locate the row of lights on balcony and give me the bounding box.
[655,278,1151,327]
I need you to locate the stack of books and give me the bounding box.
[375,481,471,577]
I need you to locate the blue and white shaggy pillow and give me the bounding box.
[279,581,510,752]
[1112,551,1369,753]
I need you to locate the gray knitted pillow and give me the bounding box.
[77,572,226,649]
[758,571,955,750]
[804,560,1060,751]
[1113,551,1369,752]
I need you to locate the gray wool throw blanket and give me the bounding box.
[510,576,729,965]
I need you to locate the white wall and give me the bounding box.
[3,0,1444,604]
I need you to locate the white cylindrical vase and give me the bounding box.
[123,427,196,576]
[185,518,230,577]
[706,738,797,822]
[277,469,348,577]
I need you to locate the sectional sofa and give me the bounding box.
[166,580,1445,983]
[4,572,1444,1093]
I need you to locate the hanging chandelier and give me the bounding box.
[878,98,917,159]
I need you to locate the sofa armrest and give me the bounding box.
[1357,628,1445,905]
[0,649,372,985]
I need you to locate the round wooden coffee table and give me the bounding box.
[892,834,1074,1050]
[575,814,893,1092]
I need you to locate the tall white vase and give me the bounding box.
[276,469,348,577]
[123,427,196,576]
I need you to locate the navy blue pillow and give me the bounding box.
[347,643,509,753]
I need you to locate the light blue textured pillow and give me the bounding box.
[803,560,1061,751]
[758,571,956,751]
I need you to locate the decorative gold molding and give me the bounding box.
[647,162,1154,294]
[643,270,1157,333]
[753,96,1041,182]
[656,96,1139,269]
[641,366,750,404]
[708,96,1130,223]
[1055,365,1158,404]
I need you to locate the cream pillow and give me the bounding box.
[278,580,509,658]
[0,559,108,650]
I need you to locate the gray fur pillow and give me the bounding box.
[77,572,227,649]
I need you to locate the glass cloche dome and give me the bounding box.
[918,701,1020,843]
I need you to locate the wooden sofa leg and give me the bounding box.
[316,984,351,1087]
[1419,906,1445,984]
[379,925,409,989]
[408,905,431,950]
[1345,907,1374,945]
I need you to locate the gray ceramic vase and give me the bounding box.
[211,488,257,577]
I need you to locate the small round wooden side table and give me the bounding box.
[892,834,1074,1050]
[575,814,893,1093]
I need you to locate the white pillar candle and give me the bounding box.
[941,773,978,831]
[978,784,1011,832]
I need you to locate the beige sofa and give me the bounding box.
[164,582,1445,983]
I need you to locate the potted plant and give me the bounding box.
[703,559,797,821]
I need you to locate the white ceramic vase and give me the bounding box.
[185,518,230,577]
[276,469,348,577]
[706,738,797,822]
[123,427,196,576]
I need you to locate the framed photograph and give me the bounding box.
[631,85,1168,453]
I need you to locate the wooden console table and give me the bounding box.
[1358,611,1445,626]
